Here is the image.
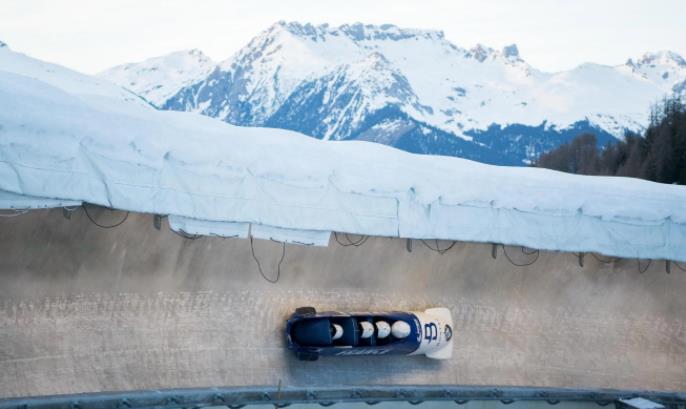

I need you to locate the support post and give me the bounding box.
[153,214,163,231]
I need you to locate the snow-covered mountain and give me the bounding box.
[99,49,214,106]
[624,50,686,93]
[268,52,432,140]
[100,22,686,165]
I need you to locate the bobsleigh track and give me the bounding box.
[1,207,685,400]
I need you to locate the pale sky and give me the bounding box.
[1,0,684,74]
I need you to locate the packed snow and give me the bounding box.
[1,43,685,260]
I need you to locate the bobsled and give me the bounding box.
[286,306,453,361]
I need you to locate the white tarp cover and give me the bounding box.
[168,215,249,239]
[250,224,332,246]
[168,215,330,246]
[0,45,685,260]
[0,189,80,210]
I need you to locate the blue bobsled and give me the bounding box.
[286,306,453,361]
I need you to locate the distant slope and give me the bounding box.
[99,49,215,107]
[100,22,686,164]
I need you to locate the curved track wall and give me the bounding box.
[1,208,685,398]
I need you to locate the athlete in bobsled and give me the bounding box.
[287,307,453,361]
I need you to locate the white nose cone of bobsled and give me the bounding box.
[331,323,344,340]
[391,321,411,338]
[360,321,374,338]
[376,321,391,338]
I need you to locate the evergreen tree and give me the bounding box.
[535,97,685,185]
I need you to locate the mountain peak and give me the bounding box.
[186,48,206,57]
[270,21,324,39]
[338,22,444,42]
[635,50,686,67]
[468,44,496,62]
[268,21,445,43]
[624,50,686,90]
[103,48,213,72]
[502,44,520,60]
[0,40,7,49]
[168,48,213,64]
[98,47,215,106]
[361,51,390,67]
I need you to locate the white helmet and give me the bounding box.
[391,321,411,338]
[376,321,391,338]
[331,323,344,341]
[360,321,374,339]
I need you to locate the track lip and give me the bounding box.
[2,385,685,409]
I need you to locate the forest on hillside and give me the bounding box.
[535,97,686,185]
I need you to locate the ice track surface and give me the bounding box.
[1,209,685,398]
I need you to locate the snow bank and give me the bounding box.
[1,47,685,260]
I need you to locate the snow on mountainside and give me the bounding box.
[99,49,214,106]
[267,52,433,141]
[102,22,686,165]
[2,43,686,261]
[0,42,151,112]
[624,50,686,93]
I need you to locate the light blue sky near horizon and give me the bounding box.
[1,0,684,74]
